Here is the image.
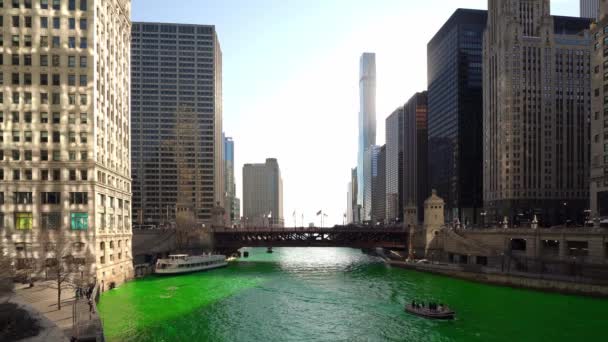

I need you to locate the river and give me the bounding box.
[98,248,607,342]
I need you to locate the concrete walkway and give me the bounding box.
[14,281,77,339]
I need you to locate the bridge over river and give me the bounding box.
[132,226,409,261]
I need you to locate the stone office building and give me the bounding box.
[591,1,608,219]
[0,0,133,287]
[483,0,592,225]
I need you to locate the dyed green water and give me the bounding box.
[98,248,607,342]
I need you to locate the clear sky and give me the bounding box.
[133,0,579,226]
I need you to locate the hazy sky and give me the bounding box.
[133,0,579,226]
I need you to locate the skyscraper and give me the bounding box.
[372,145,386,224]
[427,9,487,225]
[581,0,600,20]
[349,168,359,223]
[131,22,224,226]
[403,92,429,223]
[590,1,608,219]
[484,0,591,225]
[385,107,404,223]
[243,158,284,227]
[0,0,133,286]
[357,53,376,223]
[223,135,239,225]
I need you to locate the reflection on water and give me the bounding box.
[98,248,607,342]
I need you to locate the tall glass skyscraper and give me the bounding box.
[357,53,376,222]
[223,135,239,225]
[427,9,486,225]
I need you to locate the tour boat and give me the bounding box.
[404,304,455,320]
[155,254,227,275]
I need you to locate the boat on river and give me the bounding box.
[155,254,227,275]
[404,304,455,320]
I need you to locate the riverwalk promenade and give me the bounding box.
[13,281,103,341]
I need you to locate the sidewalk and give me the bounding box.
[14,281,77,338]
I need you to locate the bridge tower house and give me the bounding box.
[424,190,445,258]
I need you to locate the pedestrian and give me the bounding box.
[88,299,93,313]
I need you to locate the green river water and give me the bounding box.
[98,248,607,342]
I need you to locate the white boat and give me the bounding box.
[155,254,227,275]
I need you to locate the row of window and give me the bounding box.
[0,111,88,124]
[1,72,89,87]
[0,149,88,161]
[4,191,86,204]
[0,168,88,181]
[2,15,88,30]
[0,91,89,106]
[1,0,87,11]
[0,33,88,49]
[0,211,87,230]
[1,53,88,67]
[1,130,88,143]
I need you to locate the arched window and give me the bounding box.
[100,241,105,250]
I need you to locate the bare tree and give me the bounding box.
[0,237,14,297]
[39,232,79,311]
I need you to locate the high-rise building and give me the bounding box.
[357,53,376,222]
[372,145,386,224]
[243,158,283,227]
[581,0,600,20]
[590,1,608,219]
[403,92,429,223]
[428,9,487,225]
[131,22,223,226]
[223,135,239,225]
[385,107,404,223]
[349,168,359,223]
[346,181,353,224]
[363,145,380,223]
[484,0,592,225]
[0,0,133,286]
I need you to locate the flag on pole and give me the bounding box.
[316,210,322,216]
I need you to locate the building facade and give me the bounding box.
[372,145,386,224]
[131,22,223,226]
[357,52,376,223]
[385,106,404,223]
[243,158,283,227]
[348,167,359,223]
[0,0,133,286]
[581,0,600,20]
[484,0,592,225]
[427,9,487,225]
[223,135,239,226]
[591,1,608,219]
[403,92,429,223]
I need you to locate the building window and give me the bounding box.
[80,56,87,68]
[68,56,76,67]
[68,0,75,10]
[79,38,87,49]
[15,213,33,230]
[70,212,88,230]
[14,192,33,204]
[80,0,87,11]
[40,212,61,229]
[40,192,61,205]
[41,0,48,9]
[69,192,88,205]
[52,0,60,10]
[80,19,86,30]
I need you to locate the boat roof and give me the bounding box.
[169,254,189,257]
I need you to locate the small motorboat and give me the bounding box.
[404,304,455,320]
[266,247,273,254]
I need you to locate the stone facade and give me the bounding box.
[483,0,592,225]
[0,0,133,287]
